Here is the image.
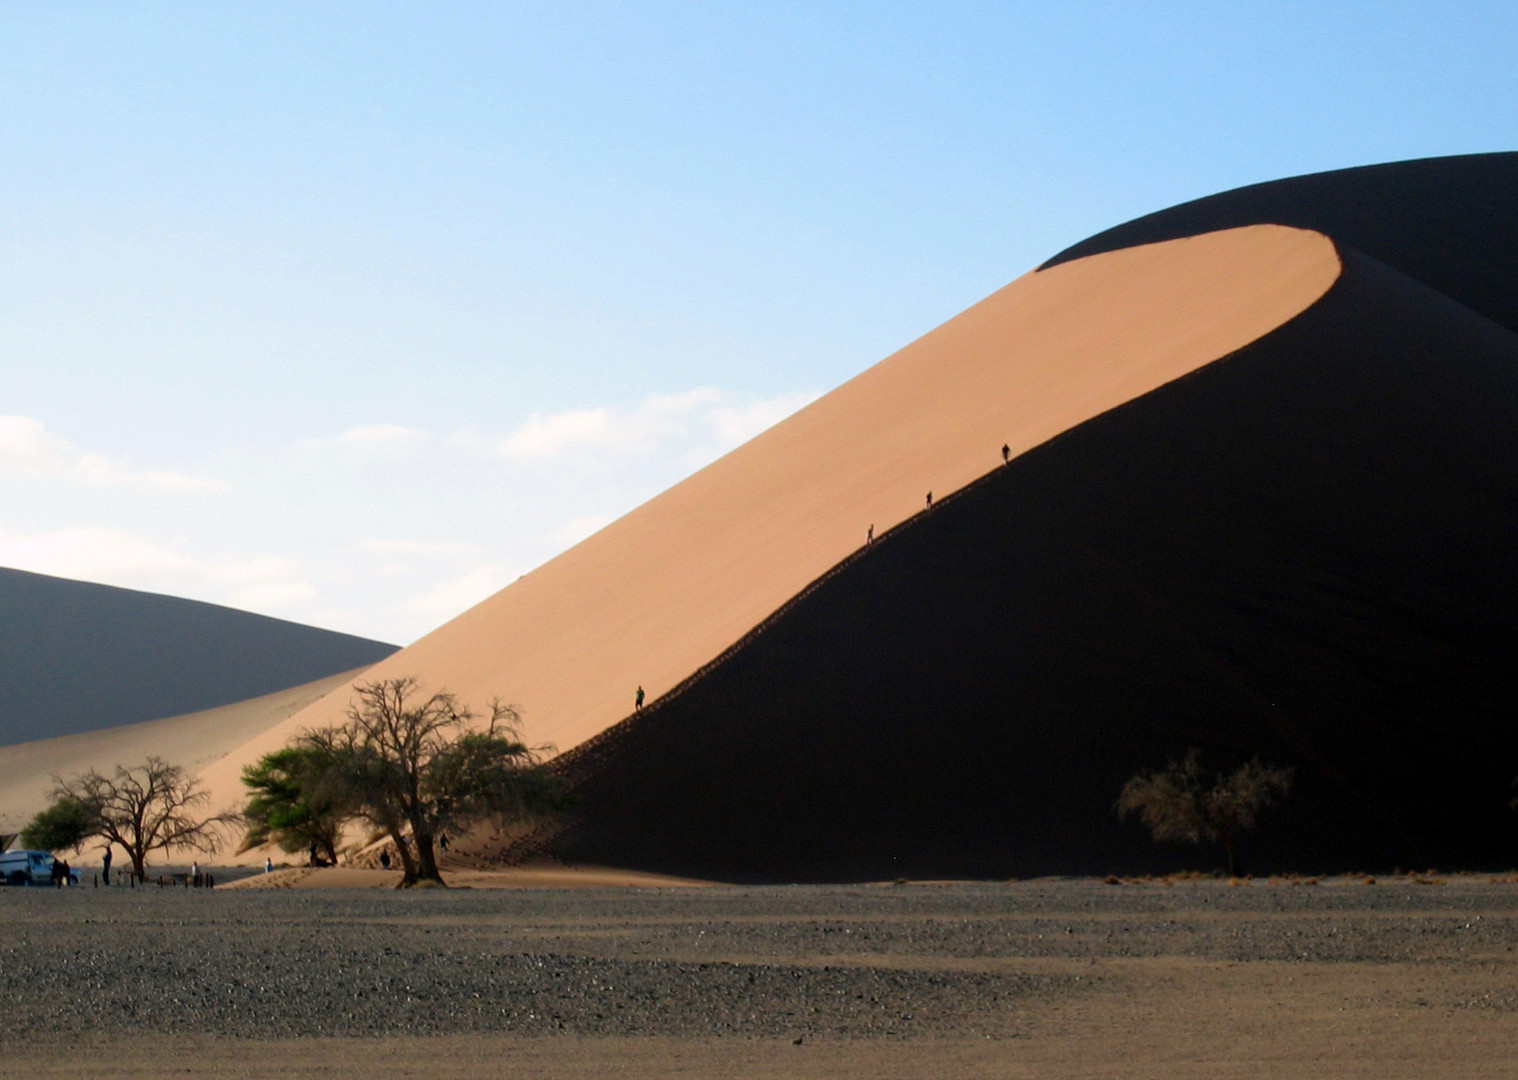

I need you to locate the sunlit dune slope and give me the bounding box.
[0,670,360,834]
[0,567,397,746]
[544,245,1518,880]
[195,225,1340,812]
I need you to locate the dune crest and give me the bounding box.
[193,225,1340,812]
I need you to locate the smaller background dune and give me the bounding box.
[0,670,360,835]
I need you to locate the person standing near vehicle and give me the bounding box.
[101,847,112,886]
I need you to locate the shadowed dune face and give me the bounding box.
[192,225,1341,812]
[548,245,1518,881]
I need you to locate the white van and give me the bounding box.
[0,850,79,886]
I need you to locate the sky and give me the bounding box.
[1,2,1515,644]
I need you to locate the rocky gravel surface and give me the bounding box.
[3,877,1516,1041]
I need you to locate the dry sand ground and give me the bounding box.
[226,863,714,890]
[3,876,1517,1078]
[0,671,358,835]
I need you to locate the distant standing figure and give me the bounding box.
[191,859,200,886]
[101,847,112,886]
[264,856,274,874]
[1002,443,1010,464]
[925,491,933,508]
[635,685,645,710]
[439,833,450,852]
[866,524,874,545]
[380,849,391,870]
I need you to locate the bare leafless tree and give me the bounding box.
[295,677,562,886]
[1116,749,1292,877]
[25,757,239,879]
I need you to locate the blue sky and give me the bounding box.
[1,2,1514,642]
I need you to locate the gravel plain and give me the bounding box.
[4,875,1518,1078]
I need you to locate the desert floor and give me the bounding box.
[2,874,1516,1078]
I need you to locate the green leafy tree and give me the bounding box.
[1116,749,1292,877]
[22,757,238,879]
[239,745,352,864]
[20,796,95,852]
[295,677,565,887]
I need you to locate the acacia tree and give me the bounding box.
[238,744,352,864]
[295,677,564,887]
[1116,749,1292,877]
[22,757,239,879]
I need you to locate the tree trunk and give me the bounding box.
[411,820,444,885]
[1224,833,1243,878]
[390,829,419,885]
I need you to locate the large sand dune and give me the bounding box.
[192,224,1339,816]
[20,154,1514,883]
[546,244,1518,879]
[519,155,1518,879]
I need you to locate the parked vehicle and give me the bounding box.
[0,850,79,886]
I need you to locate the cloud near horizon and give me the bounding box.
[0,415,224,491]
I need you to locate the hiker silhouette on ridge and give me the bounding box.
[635,685,645,710]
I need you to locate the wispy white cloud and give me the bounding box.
[401,562,519,623]
[299,423,429,459]
[496,388,815,465]
[0,526,315,612]
[497,388,721,462]
[0,416,224,491]
[550,513,614,546]
[359,538,481,556]
[706,390,819,445]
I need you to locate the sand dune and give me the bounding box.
[193,225,1339,814]
[544,244,1518,880]
[0,670,360,834]
[0,566,396,746]
[19,155,1510,884]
